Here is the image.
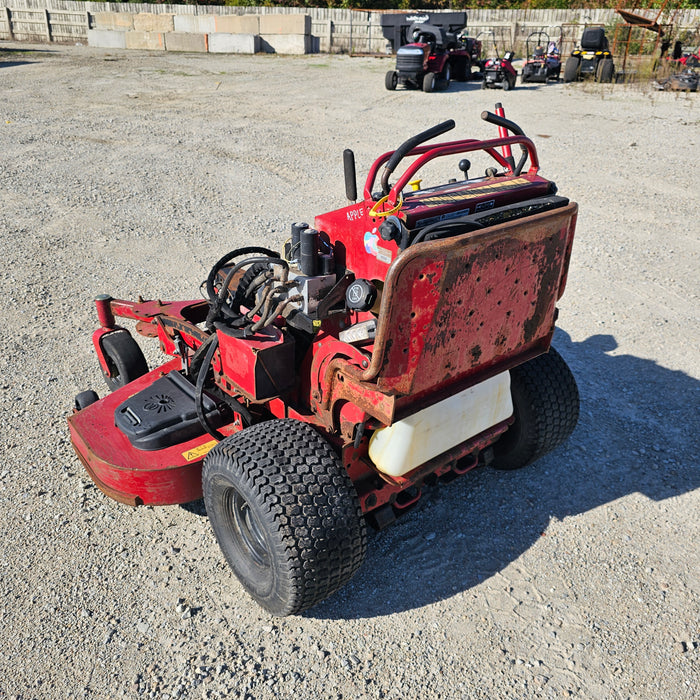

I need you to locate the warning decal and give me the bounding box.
[182,439,218,462]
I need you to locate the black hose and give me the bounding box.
[194,334,225,442]
[205,256,287,330]
[205,246,279,302]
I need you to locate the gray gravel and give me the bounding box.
[1,42,699,699]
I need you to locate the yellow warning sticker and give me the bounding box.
[182,439,218,462]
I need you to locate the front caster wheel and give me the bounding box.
[423,71,436,92]
[203,419,367,616]
[100,329,148,392]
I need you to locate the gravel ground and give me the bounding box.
[0,43,698,700]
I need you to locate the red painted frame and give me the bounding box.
[70,123,577,515]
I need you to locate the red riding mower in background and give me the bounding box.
[69,107,580,616]
[479,31,517,90]
[385,21,482,92]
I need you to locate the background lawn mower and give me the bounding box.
[479,32,517,90]
[564,25,615,83]
[521,28,562,84]
[385,20,482,92]
[69,106,580,616]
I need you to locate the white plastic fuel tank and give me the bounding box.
[368,371,513,478]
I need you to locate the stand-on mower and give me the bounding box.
[69,106,580,616]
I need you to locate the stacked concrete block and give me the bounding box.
[133,14,174,34]
[259,14,311,36]
[259,14,311,55]
[125,31,165,51]
[87,29,127,50]
[93,13,134,31]
[86,11,312,56]
[214,15,260,35]
[208,33,260,55]
[173,15,217,35]
[164,32,208,53]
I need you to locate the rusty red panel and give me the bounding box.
[216,326,295,402]
[361,203,577,397]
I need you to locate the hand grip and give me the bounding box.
[381,119,456,194]
[480,110,524,136]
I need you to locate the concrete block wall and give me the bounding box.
[208,33,260,55]
[214,15,259,36]
[87,11,312,56]
[164,32,208,54]
[126,30,165,51]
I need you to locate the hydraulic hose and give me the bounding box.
[205,246,279,302]
[195,334,225,442]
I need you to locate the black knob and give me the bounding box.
[379,217,401,242]
[458,159,471,179]
[346,279,377,312]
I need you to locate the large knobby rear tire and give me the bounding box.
[202,419,367,616]
[100,329,149,392]
[597,58,614,83]
[564,57,580,83]
[492,347,579,470]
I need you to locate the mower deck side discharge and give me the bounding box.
[68,359,214,506]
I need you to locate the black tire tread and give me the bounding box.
[203,419,367,616]
[563,57,580,83]
[492,347,579,470]
[101,329,148,391]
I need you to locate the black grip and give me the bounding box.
[381,119,455,194]
[480,110,525,136]
[343,149,357,202]
[385,119,455,173]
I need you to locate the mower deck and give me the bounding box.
[68,359,219,506]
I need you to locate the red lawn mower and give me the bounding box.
[69,107,580,616]
[385,21,482,92]
[479,32,518,90]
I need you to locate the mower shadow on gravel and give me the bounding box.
[304,328,700,620]
[0,47,52,68]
